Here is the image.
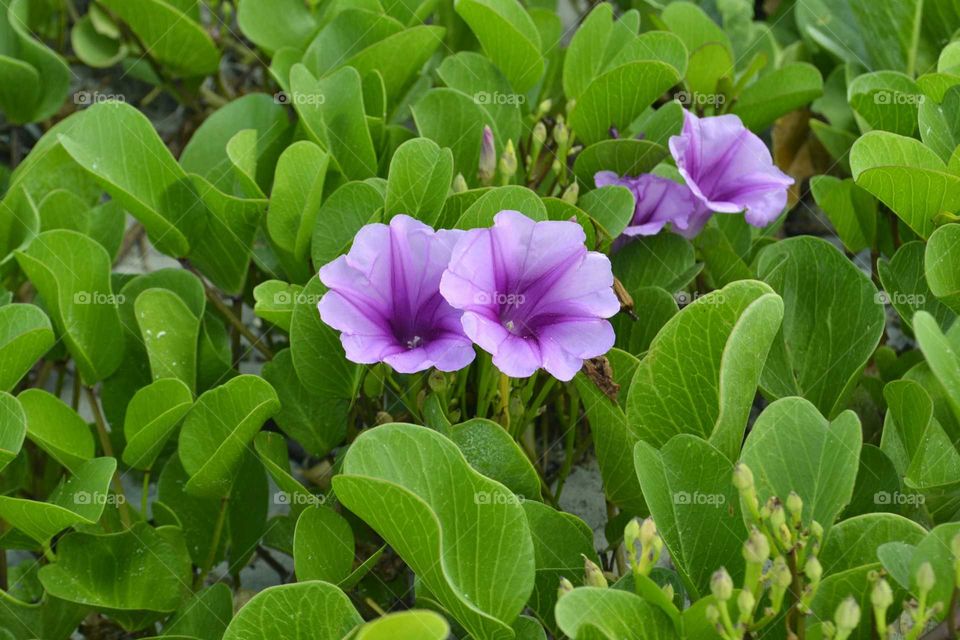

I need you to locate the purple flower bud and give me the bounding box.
[439,211,619,381]
[478,125,496,185]
[594,171,703,238]
[669,109,794,232]
[318,215,476,374]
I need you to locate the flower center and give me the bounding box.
[406,335,423,349]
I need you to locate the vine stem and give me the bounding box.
[84,387,132,528]
[498,372,511,433]
[200,280,275,361]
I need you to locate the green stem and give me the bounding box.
[141,471,151,519]
[85,387,132,528]
[202,283,274,360]
[498,372,511,432]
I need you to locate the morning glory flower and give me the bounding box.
[594,171,701,237]
[669,109,794,231]
[439,210,619,381]
[318,215,476,374]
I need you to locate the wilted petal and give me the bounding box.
[318,214,475,374]
[669,109,793,229]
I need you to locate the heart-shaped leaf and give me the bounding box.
[625,280,784,461]
[178,374,280,498]
[18,389,93,472]
[455,0,543,93]
[222,581,362,640]
[267,140,329,266]
[554,587,674,640]
[334,423,535,640]
[353,611,450,639]
[122,378,193,471]
[926,223,960,314]
[448,418,541,499]
[878,241,956,330]
[0,303,53,392]
[384,138,454,227]
[293,505,355,584]
[134,289,201,392]
[739,397,862,534]
[0,392,26,471]
[732,63,823,131]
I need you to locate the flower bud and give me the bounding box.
[639,517,657,546]
[583,555,607,588]
[834,597,861,632]
[558,577,574,599]
[916,561,936,594]
[871,577,893,609]
[705,604,721,625]
[498,139,518,182]
[662,583,675,602]
[478,125,496,185]
[427,369,447,392]
[732,463,754,491]
[767,497,785,530]
[805,556,823,585]
[710,568,734,602]
[532,121,548,146]
[452,173,468,193]
[743,527,770,565]
[561,182,579,205]
[821,621,836,639]
[786,491,803,524]
[771,556,792,588]
[535,99,552,119]
[553,115,569,147]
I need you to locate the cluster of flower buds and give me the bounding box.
[703,464,827,639]
[625,517,664,579]
[477,126,519,187]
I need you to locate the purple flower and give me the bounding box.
[439,210,619,381]
[669,109,794,230]
[318,215,475,374]
[594,171,701,237]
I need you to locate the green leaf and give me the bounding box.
[448,418,541,499]
[333,423,535,639]
[253,432,323,520]
[253,281,300,332]
[293,505,355,584]
[0,303,53,392]
[412,89,494,187]
[848,71,922,136]
[161,583,233,639]
[0,457,116,545]
[850,130,960,239]
[384,138,454,226]
[237,0,319,54]
[70,14,125,68]
[310,181,383,269]
[17,389,93,472]
[290,64,378,181]
[577,185,634,249]
[455,185,547,229]
[122,378,193,471]
[455,0,543,93]
[756,237,885,417]
[739,397,862,533]
[222,581,362,640]
[612,287,678,356]
[661,1,732,96]
[568,61,681,145]
[156,454,224,566]
[522,501,597,634]
[289,276,360,401]
[15,230,124,384]
[635,435,747,597]
[810,176,877,254]
[0,392,25,471]
[732,63,823,131]
[178,374,280,498]
[554,587,675,640]
[38,523,192,630]
[796,0,922,73]
[820,513,927,575]
[134,289,201,392]
[612,233,698,293]
[919,85,960,162]
[573,140,668,188]
[262,349,348,458]
[0,0,70,124]
[625,280,783,460]
[926,223,960,314]
[878,241,956,331]
[99,0,219,77]
[575,349,646,512]
[913,311,960,426]
[267,141,329,264]
[437,52,523,147]
[353,611,450,640]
